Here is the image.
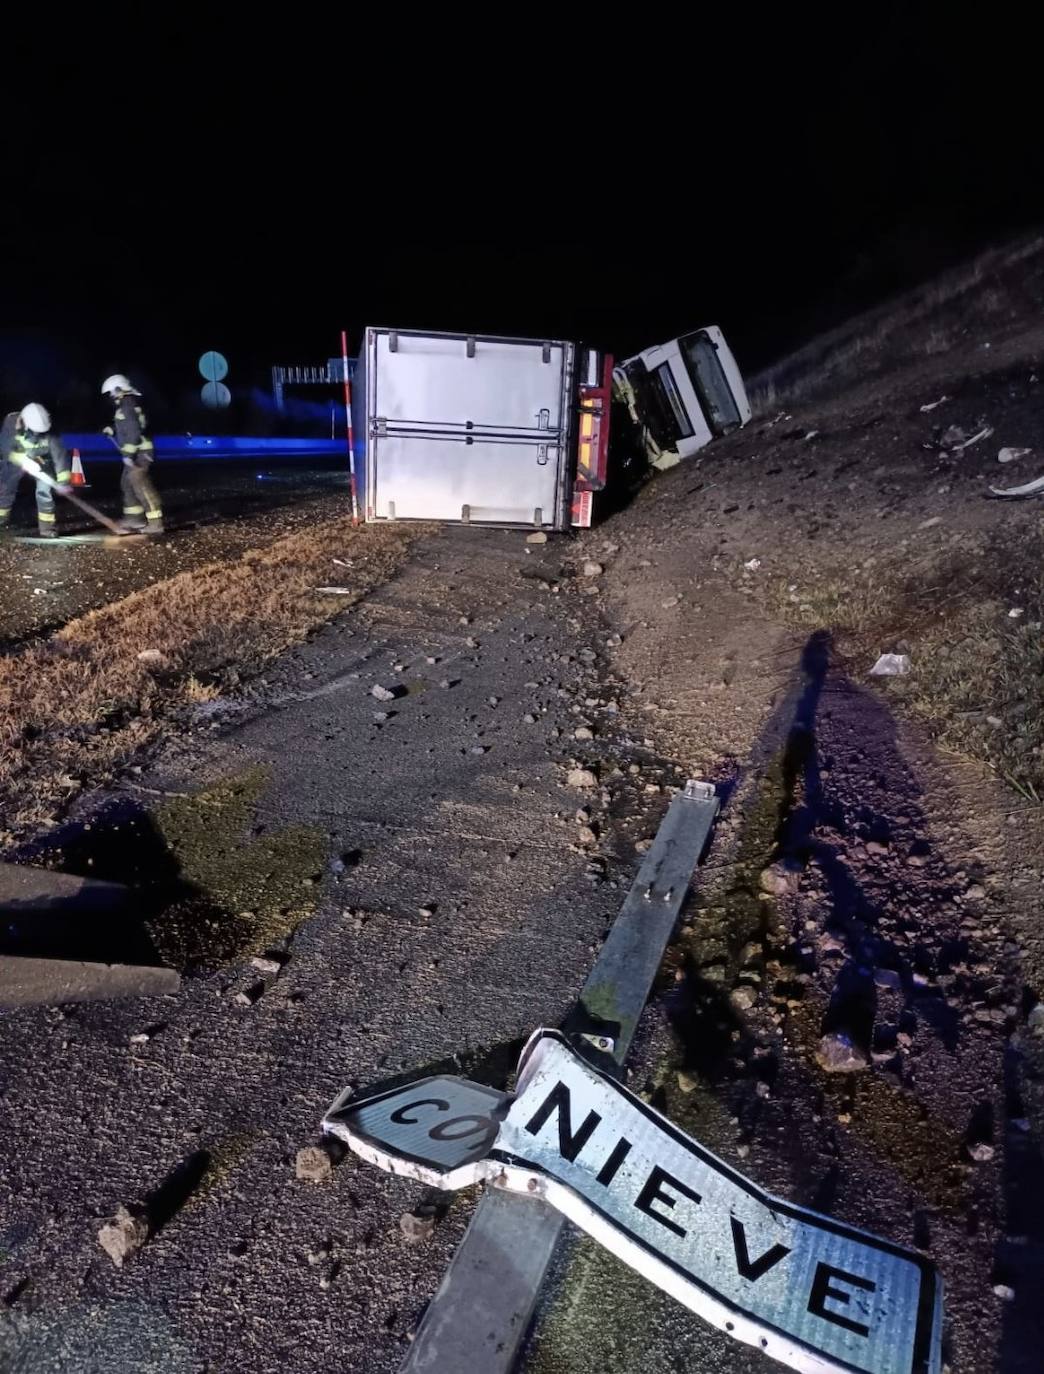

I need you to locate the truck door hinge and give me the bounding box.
[537,408,550,430]
[537,444,548,465]
[373,417,388,438]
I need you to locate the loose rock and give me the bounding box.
[296,1145,334,1183]
[815,1032,870,1073]
[526,532,548,545]
[399,1211,436,1244]
[567,768,598,789]
[730,986,757,1012]
[371,685,396,702]
[98,1206,149,1267]
[583,561,604,578]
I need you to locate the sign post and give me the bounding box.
[340,329,359,526]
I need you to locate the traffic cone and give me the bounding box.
[70,449,88,488]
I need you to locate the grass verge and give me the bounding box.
[759,524,1044,800]
[0,516,422,844]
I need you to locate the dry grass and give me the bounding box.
[0,516,422,843]
[757,528,1044,800]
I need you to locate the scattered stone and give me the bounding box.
[729,986,757,1012]
[676,1070,698,1095]
[577,826,598,846]
[136,649,168,667]
[758,866,791,897]
[295,1145,334,1183]
[661,595,681,609]
[866,840,890,856]
[470,745,488,755]
[233,982,265,1007]
[918,516,943,530]
[583,561,604,578]
[815,1032,870,1073]
[97,1206,149,1267]
[371,685,396,702]
[526,532,548,545]
[736,1144,750,1159]
[993,1284,1016,1301]
[574,726,594,741]
[418,904,436,918]
[567,768,598,789]
[373,711,389,723]
[523,713,536,724]
[998,447,1032,464]
[967,1142,995,1163]
[250,957,282,976]
[129,1032,149,1045]
[874,968,902,991]
[965,884,986,902]
[399,1211,436,1245]
[1027,1003,1044,1037]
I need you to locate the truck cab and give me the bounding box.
[614,326,751,470]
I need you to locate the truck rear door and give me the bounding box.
[365,329,575,528]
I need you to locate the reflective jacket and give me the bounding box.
[0,412,71,481]
[112,393,154,458]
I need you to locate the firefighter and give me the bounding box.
[101,374,164,534]
[0,404,71,539]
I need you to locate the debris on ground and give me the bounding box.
[526,531,548,544]
[315,586,353,596]
[953,424,994,451]
[920,395,949,411]
[998,446,1032,463]
[566,767,598,789]
[989,473,1044,498]
[815,1032,871,1073]
[371,684,397,702]
[97,1205,149,1267]
[136,648,169,666]
[399,1211,436,1245]
[295,1145,334,1183]
[870,653,911,676]
[582,561,604,578]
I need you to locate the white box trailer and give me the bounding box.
[359,328,611,531]
[357,323,749,529]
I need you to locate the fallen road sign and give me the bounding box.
[325,1031,943,1374]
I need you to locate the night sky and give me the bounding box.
[3,11,1042,426]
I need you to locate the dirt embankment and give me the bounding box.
[527,245,1044,1371]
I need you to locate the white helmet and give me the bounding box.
[19,403,51,434]
[101,374,135,397]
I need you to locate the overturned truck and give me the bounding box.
[355,324,750,532]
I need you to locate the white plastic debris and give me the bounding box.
[136,649,167,665]
[743,558,762,571]
[953,425,993,451]
[804,430,819,441]
[1009,608,1025,619]
[920,395,949,412]
[989,473,1044,499]
[315,586,352,595]
[870,653,911,677]
[998,447,1032,464]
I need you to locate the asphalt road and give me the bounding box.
[0,460,351,649]
[0,527,686,1373]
